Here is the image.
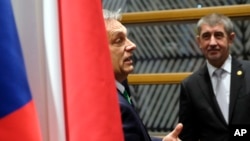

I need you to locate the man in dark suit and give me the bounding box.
[103,9,183,141]
[179,13,250,141]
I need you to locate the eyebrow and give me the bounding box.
[111,29,127,37]
[201,31,224,35]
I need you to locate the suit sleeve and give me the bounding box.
[120,102,142,141]
[118,91,154,141]
[179,82,199,141]
[151,136,162,141]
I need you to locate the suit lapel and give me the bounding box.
[229,58,244,123]
[197,66,214,105]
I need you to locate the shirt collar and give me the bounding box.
[207,55,232,77]
[115,80,125,93]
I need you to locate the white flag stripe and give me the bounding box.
[11,0,65,140]
[43,0,66,140]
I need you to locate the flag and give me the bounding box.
[0,0,42,140]
[58,0,124,140]
[11,0,66,140]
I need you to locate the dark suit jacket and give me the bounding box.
[118,90,162,141]
[179,58,250,141]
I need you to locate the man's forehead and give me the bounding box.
[106,20,127,34]
[200,24,226,33]
[105,19,125,28]
[201,23,225,29]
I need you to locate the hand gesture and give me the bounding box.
[162,123,183,141]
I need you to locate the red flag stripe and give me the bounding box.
[0,101,42,140]
[58,0,124,141]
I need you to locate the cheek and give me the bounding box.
[199,42,207,50]
[222,40,231,46]
[110,50,122,65]
[199,41,211,51]
[200,47,207,55]
[109,49,118,64]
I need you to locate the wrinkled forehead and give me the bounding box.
[200,23,226,34]
[104,19,127,35]
[105,19,126,30]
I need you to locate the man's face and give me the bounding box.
[197,23,235,68]
[105,19,136,82]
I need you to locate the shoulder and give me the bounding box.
[182,67,205,84]
[233,59,250,73]
[240,60,250,67]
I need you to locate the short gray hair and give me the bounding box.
[103,9,122,21]
[197,13,234,36]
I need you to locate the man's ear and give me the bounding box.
[229,32,235,44]
[196,35,201,48]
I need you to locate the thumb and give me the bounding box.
[170,123,183,138]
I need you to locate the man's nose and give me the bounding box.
[125,39,136,50]
[209,35,217,46]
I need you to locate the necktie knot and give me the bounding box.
[214,68,224,79]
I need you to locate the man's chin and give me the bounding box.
[208,54,221,61]
[125,68,134,75]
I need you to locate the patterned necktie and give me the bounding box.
[123,90,131,104]
[214,69,229,123]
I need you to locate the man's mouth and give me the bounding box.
[124,56,133,63]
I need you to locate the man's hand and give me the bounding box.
[162,123,183,141]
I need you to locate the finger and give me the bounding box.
[170,123,183,137]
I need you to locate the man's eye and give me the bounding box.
[214,32,224,39]
[115,38,124,44]
[202,33,211,39]
[115,38,122,43]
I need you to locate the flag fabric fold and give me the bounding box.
[0,0,42,140]
[0,0,123,140]
[58,0,124,140]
